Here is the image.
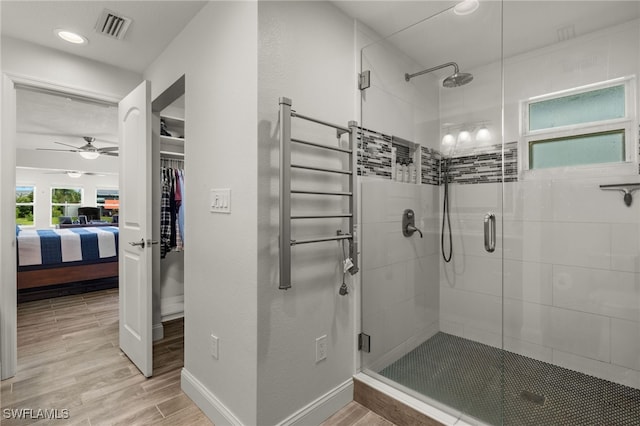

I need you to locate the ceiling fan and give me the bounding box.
[37,136,118,159]
[44,170,106,178]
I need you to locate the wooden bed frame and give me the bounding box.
[17,262,119,290]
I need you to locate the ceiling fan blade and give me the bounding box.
[101,152,119,157]
[54,141,82,149]
[36,148,80,153]
[98,147,119,152]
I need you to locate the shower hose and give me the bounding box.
[441,164,453,263]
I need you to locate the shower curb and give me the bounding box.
[353,376,446,426]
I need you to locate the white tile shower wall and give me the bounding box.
[437,16,640,389]
[361,180,440,372]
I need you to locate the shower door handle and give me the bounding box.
[484,213,496,253]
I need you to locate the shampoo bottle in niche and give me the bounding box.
[408,159,417,183]
[402,160,409,183]
[396,160,403,182]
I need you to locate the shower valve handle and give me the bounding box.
[406,224,423,238]
[402,209,423,238]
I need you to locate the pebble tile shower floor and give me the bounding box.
[379,332,640,425]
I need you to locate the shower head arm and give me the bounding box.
[405,62,460,82]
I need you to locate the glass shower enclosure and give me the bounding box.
[359,1,640,424]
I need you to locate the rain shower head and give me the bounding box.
[405,62,473,88]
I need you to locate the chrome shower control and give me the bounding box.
[402,209,423,238]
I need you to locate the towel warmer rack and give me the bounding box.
[279,97,358,290]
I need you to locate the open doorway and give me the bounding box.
[1,79,200,423]
[14,85,120,302]
[151,76,186,371]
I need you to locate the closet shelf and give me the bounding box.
[160,150,185,158]
[160,135,185,146]
[161,115,184,128]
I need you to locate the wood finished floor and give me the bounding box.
[320,402,396,426]
[1,288,395,426]
[0,288,212,425]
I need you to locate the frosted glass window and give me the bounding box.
[529,130,625,169]
[529,85,625,131]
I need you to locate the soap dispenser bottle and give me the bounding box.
[402,160,409,183]
[396,160,403,182]
[408,159,417,184]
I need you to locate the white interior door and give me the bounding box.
[118,80,153,377]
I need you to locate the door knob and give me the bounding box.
[129,238,146,248]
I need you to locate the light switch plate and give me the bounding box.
[210,188,231,213]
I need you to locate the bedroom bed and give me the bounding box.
[17,226,119,290]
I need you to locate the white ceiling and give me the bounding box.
[334,1,640,75]
[17,88,119,151]
[1,0,207,74]
[3,1,201,157]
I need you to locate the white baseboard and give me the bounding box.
[181,368,243,426]
[153,323,164,341]
[161,295,184,322]
[277,379,353,426]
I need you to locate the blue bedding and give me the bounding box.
[17,227,119,270]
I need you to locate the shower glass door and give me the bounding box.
[501,2,640,424]
[359,2,504,424]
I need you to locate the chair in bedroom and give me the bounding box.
[77,207,101,222]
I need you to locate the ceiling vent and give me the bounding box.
[95,9,132,40]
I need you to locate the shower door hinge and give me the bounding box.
[359,71,371,91]
[358,332,371,353]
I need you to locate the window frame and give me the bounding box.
[16,185,36,228]
[520,76,637,177]
[50,186,84,227]
[96,187,119,221]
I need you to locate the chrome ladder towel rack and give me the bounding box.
[279,97,358,290]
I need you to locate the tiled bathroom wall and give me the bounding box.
[360,180,440,372]
[357,128,393,178]
[438,18,640,390]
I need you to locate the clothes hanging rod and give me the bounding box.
[291,111,351,134]
[290,234,352,246]
[291,213,352,219]
[291,138,352,154]
[291,189,352,196]
[291,164,352,175]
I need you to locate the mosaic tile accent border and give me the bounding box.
[445,142,518,184]
[357,128,392,178]
[420,146,441,186]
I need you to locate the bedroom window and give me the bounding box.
[96,188,119,221]
[522,77,635,172]
[16,186,35,227]
[51,187,83,225]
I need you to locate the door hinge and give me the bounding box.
[359,70,371,91]
[358,332,371,353]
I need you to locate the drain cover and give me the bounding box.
[520,390,546,406]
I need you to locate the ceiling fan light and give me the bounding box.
[79,151,100,160]
[67,171,82,178]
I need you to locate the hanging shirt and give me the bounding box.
[160,168,172,258]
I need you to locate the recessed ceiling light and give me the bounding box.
[67,171,82,178]
[55,29,88,45]
[454,0,479,15]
